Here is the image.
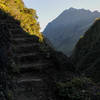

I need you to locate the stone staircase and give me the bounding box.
[0,13,54,99]
[15,73,48,100]
[0,10,74,100]
[8,26,54,100]
[0,18,73,99]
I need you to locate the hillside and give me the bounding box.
[43,8,100,55]
[0,0,43,41]
[0,9,100,100]
[0,9,75,100]
[72,18,100,82]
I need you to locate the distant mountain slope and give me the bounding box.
[72,19,100,82]
[43,8,100,55]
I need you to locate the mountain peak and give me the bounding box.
[69,7,76,11]
[67,7,92,13]
[43,8,100,56]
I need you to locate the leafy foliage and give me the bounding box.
[0,0,43,41]
[56,77,95,100]
[72,19,100,82]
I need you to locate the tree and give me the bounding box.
[0,0,43,41]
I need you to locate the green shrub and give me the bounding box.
[56,77,95,100]
[0,0,43,41]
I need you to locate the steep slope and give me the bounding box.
[0,9,100,100]
[0,0,43,41]
[0,9,74,100]
[72,18,100,82]
[43,8,100,55]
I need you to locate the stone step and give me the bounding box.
[11,33,35,38]
[18,63,50,72]
[20,63,49,69]
[12,43,41,48]
[12,38,38,45]
[14,52,47,58]
[10,31,28,37]
[8,25,21,29]
[0,22,20,29]
[12,36,35,41]
[11,36,39,44]
[14,53,46,64]
[17,78,42,84]
[0,20,20,25]
[15,52,38,57]
[15,77,46,100]
[14,50,46,57]
[13,46,40,53]
[12,43,42,54]
[10,29,38,38]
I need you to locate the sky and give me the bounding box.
[23,0,100,31]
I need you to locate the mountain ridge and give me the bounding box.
[0,7,100,100]
[43,8,100,56]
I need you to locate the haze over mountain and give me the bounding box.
[43,8,100,55]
